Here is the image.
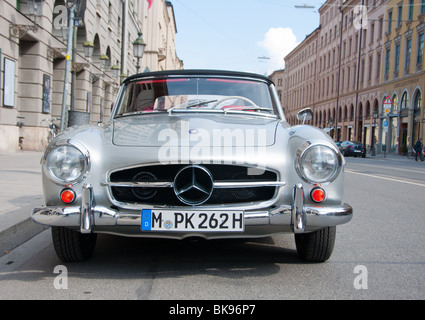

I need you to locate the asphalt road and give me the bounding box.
[1,155,425,300]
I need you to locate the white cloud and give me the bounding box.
[258,27,299,74]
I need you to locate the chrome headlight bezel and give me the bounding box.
[43,140,90,185]
[295,141,343,184]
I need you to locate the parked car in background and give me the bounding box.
[32,70,352,263]
[339,141,366,157]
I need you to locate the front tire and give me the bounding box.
[295,226,336,262]
[51,227,97,262]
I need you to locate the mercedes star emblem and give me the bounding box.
[173,165,214,205]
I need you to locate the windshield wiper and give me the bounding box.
[222,106,276,117]
[223,106,273,113]
[167,99,218,113]
[115,110,166,118]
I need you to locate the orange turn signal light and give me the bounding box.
[60,189,76,204]
[311,188,326,203]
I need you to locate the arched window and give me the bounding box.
[400,91,408,109]
[414,90,422,110]
[366,101,371,117]
[392,94,398,112]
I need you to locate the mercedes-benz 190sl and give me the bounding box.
[32,70,352,262]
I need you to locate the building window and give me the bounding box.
[394,42,400,74]
[108,2,113,26]
[387,11,393,34]
[349,38,352,56]
[368,56,373,81]
[422,0,425,14]
[363,29,367,48]
[347,67,351,88]
[385,47,391,78]
[417,32,424,65]
[405,37,412,71]
[355,34,359,53]
[408,0,414,21]
[397,5,402,28]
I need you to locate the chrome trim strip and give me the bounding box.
[103,181,174,188]
[32,203,352,230]
[103,180,285,188]
[214,181,286,188]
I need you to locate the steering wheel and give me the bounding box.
[212,96,259,109]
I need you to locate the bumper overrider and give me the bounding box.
[32,184,352,237]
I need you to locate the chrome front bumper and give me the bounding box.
[32,184,352,236]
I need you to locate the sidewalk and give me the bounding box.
[0,151,47,257]
[366,150,415,160]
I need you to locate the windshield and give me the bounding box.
[114,77,277,117]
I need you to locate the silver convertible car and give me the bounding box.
[32,70,352,262]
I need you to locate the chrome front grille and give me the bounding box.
[107,164,284,206]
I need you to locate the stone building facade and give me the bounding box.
[380,0,425,154]
[0,0,182,153]
[277,0,390,152]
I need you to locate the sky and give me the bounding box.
[171,0,326,76]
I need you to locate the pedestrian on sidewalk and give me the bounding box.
[414,138,423,161]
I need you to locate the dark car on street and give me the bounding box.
[339,141,366,157]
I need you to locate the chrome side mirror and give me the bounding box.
[297,108,313,124]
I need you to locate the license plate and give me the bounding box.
[141,209,244,232]
[354,150,361,152]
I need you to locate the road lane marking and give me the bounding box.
[345,169,425,187]
[346,162,425,175]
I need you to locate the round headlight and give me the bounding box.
[46,145,87,184]
[298,145,340,183]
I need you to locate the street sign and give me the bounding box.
[383,95,392,115]
[383,119,389,133]
[383,95,392,105]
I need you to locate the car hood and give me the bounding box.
[112,113,279,147]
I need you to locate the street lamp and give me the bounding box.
[111,64,120,78]
[9,0,44,37]
[99,54,110,69]
[83,41,94,59]
[133,32,146,74]
[27,0,44,16]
